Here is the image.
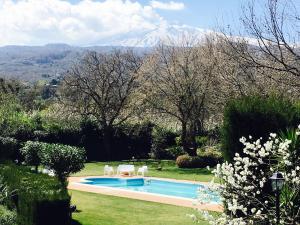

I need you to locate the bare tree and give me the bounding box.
[219,0,300,96]
[60,50,143,159]
[143,37,218,156]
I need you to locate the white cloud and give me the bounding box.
[150,1,185,11]
[0,0,171,46]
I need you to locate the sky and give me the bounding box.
[0,0,297,46]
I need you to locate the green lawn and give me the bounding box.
[74,160,214,182]
[70,190,216,225]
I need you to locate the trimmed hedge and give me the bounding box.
[0,163,71,225]
[222,95,300,161]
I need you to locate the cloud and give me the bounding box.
[0,0,170,46]
[150,1,185,10]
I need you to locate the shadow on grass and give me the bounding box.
[71,219,83,225]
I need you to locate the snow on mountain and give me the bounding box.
[105,24,214,47]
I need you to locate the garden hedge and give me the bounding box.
[0,163,71,225]
[222,95,300,161]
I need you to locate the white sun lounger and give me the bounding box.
[117,164,135,176]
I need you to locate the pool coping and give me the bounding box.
[68,176,223,212]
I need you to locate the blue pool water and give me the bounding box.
[81,178,220,203]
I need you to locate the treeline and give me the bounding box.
[0,0,300,163]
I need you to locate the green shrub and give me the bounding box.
[0,205,17,225]
[0,137,19,161]
[176,152,222,168]
[40,143,86,184]
[195,136,208,148]
[222,95,300,161]
[20,141,44,172]
[176,135,208,148]
[150,127,178,159]
[0,163,71,225]
[164,146,185,159]
[176,155,203,168]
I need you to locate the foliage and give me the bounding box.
[222,95,300,161]
[176,154,219,169]
[0,137,19,161]
[176,136,208,149]
[199,146,223,161]
[195,126,300,225]
[150,126,178,159]
[0,205,17,225]
[0,163,70,225]
[164,146,185,159]
[20,141,44,172]
[0,94,33,137]
[195,136,209,148]
[40,143,86,183]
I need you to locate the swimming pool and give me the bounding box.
[80,178,220,203]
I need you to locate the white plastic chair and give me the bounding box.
[137,166,148,177]
[117,165,135,176]
[104,165,114,176]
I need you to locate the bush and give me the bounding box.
[0,137,19,161]
[195,136,208,148]
[150,127,178,159]
[175,136,208,148]
[164,146,185,159]
[0,163,71,225]
[222,95,300,161]
[40,143,86,183]
[0,205,17,225]
[198,146,223,167]
[176,150,222,168]
[20,141,44,172]
[175,155,207,168]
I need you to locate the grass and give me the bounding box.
[70,190,217,225]
[71,160,218,225]
[74,160,214,182]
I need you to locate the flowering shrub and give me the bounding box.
[194,125,300,225]
[40,143,86,184]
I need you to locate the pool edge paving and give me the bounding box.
[68,176,223,212]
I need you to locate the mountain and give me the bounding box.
[107,25,212,47]
[0,25,211,82]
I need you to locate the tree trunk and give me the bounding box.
[181,121,197,156]
[103,125,112,160]
[181,121,189,153]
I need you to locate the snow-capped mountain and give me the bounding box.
[0,24,216,81]
[104,25,214,47]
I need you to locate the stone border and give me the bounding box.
[68,176,223,212]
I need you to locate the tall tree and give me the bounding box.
[60,50,143,159]
[220,0,300,97]
[143,37,218,156]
